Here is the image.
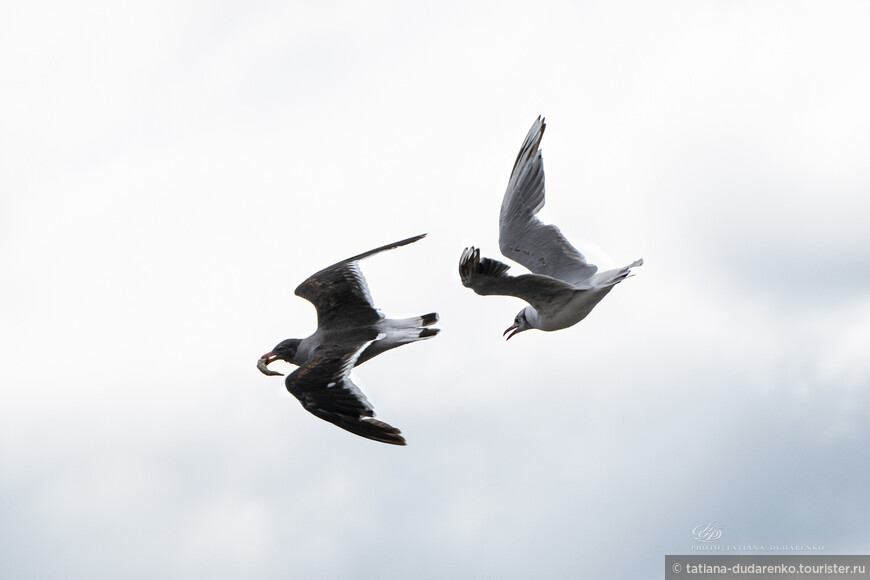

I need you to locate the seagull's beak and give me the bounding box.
[503,324,519,341]
[257,352,284,376]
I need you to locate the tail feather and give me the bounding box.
[590,258,644,288]
[420,312,439,327]
[419,327,440,338]
[356,313,441,366]
[384,313,441,345]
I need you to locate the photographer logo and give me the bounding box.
[693,522,723,543]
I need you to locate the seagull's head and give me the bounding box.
[504,308,533,340]
[257,338,301,376]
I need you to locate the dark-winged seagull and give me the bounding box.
[459,116,643,339]
[258,234,439,445]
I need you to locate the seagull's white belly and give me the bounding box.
[535,289,608,331]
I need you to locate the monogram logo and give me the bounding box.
[693,522,723,543]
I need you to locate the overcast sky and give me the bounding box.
[2,1,870,579]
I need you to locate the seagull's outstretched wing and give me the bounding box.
[294,234,426,328]
[459,247,576,312]
[498,116,598,286]
[285,333,406,445]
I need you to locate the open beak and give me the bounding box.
[257,352,284,376]
[503,324,519,341]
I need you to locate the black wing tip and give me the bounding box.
[377,233,427,247]
[529,115,546,148]
[532,115,546,147]
[296,235,430,298]
[341,233,427,265]
[307,406,408,445]
[458,246,480,286]
[508,117,547,181]
[386,233,426,249]
[459,247,511,288]
[357,418,407,445]
[378,433,408,446]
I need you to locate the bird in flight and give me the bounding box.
[460,116,643,339]
[258,234,439,445]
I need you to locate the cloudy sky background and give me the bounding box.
[2,1,869,578]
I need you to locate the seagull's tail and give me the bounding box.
[419,312,439,327]
[590,258,644,288]
[385,313,441,342]
[395,312,441,340]
[356,314,441,366]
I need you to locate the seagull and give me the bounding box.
[459,116,643,340]
[258,234,439,445]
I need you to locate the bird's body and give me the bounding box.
[276,312,439,369]
[460,117,642,338]
[523,285,614,331]
[258,234,439,445]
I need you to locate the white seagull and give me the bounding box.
[459,116,643,339]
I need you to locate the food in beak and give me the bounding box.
[257,353,284,376]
